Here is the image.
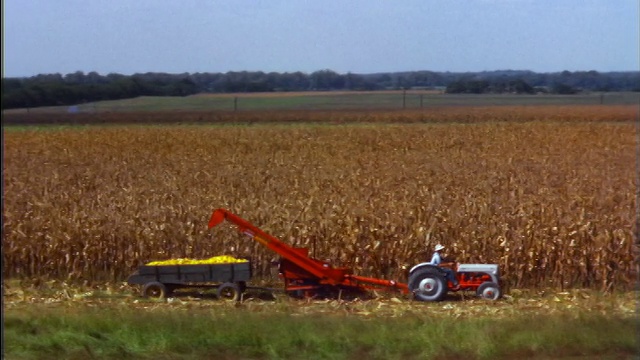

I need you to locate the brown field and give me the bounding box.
[2,104,636,124]
[2,105,637,291]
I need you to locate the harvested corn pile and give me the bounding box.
[146,256,248,266]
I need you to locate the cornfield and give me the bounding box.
[2,106,637,291]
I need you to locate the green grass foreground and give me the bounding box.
[4,305,638,360]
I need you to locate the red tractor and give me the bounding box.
[407,262,501,301]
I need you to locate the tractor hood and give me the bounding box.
[457,264,499,277]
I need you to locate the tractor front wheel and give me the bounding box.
[476,281,501,300]
[408,268,448,302]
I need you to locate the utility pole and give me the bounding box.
[402,89,406,109]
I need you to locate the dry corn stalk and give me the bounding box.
[2,106,636,291]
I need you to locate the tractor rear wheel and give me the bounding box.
[408,268,448,302]
[217,282,241,302]
[476,281,501,300]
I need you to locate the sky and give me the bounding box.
[3,0,639,77]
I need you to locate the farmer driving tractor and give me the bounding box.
[429,244,460,290]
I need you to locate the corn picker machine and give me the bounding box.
[128,209,502,302]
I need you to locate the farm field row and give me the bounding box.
[2,104,637,126]
[2,91,639,115]
[5,280,636,319]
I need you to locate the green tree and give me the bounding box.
[552,83,578,94]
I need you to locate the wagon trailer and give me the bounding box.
[126,259,254,301]
[128,209,502,301]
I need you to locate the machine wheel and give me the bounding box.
[408,268,448,302]
[476,281,501,300]
[142,282,168,299]
[217,282,241,302]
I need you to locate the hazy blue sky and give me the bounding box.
[3,0,639,77]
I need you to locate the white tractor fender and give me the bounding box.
[408,262,442,275]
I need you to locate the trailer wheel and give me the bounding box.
[408,268,448,302]
[476,281,501,300]
[142,282,168,299]
[217,282,241,302]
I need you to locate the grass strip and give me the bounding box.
[4,305,638,360]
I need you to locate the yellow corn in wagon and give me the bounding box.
[145,255,248,266]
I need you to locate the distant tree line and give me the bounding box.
[2,72,200,109]
[2,69,639,109]
[444,79,584,94]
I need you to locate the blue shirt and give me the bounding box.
[429,252,442,265]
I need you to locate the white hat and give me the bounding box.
[435,244,445,251]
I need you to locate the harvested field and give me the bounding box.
[191,90,445,98]
[2,107,637,291]
[1,104,636,125]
